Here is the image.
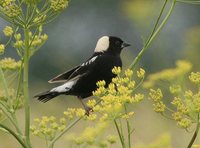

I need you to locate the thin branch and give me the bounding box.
[0,123,27,148]
[129,0,176,70]
[187,114,200,148]
[114,119,126,148]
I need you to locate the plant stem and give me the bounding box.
[124,105,131,148]
[0,67,23,136]
[187,114,200,148]
[129,0,176,70]
[24,27,31,148]
[48,117,82,148]
[0,123,27,148]
[114,119,126,148]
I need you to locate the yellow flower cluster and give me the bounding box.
[169,84,181,95]
[0,58,21,70]
[1,0,21,18]
[149,71,200,129]
[134,133,171,148]
[33,14,47,23]
[0,44,5,55]
[91,67,144,121]
[0,88,24,116]
[149,88,166,113]
[68,122,109,145]
[3,26,13,37]
[64,108,86,119]
[143,60,192,88]
[13,30,48,57]
[189,72,200,84]
[50,0,69,11]
[137,68,145,78]
[171,96,192,128]
[30,116,67,140]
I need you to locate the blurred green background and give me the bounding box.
[0,0,200,147]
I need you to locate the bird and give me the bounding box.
[34,36,130,113]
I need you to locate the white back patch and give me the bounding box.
[50,80,76,93]
[81,56,98,66]
[94,36,109,52]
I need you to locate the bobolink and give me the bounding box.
[35,36,130,111]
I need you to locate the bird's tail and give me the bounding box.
[34,91,60,103]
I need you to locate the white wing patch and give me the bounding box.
[50,80,77,93]
[81,56,98,66]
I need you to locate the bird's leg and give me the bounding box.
[77,96,93,116]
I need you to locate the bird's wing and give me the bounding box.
[48,55,100,83]
[48,66,80,83]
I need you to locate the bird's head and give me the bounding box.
[94,36,130,55]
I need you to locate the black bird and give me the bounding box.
[35,36,130,111]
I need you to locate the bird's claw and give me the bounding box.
[84,106,93,116]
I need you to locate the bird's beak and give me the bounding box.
[121,42,131,48]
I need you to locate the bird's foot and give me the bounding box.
[84,106,93,116]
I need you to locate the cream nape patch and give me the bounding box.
[94,36,109,52]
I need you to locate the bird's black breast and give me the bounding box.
[69,54,122,98]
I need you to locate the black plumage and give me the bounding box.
[35,36,130,105]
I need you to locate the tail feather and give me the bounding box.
[34,91,60,103]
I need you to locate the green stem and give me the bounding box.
[129,0,176,70]
[124,105,131,148]
[114,119,126,148]
[0,123,27,148]
[0,66,9,99]
[24,27,31,148]
[187,114,200,148]
[48,100,102,147]
[0,67,23,136]
[48,117,82,148]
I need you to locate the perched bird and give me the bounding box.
[35,36,130,112]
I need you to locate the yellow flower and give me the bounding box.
[189,72,200,84]
[172,112,182,121]
[41,34,48,41]
[75,108,85,117]
[0,44,5,55]
[149,88,163,102]
[184,90,193,99]
[125,69,133,77]
[50,0,69,11]
[14,40,23,48]
[193,92,200,112]
[0,58,21,70]
[137,68,145,78]
[85,114,97,121]
[133,93,144,102]
[86,99,96,108]
[3,2,21,18]
[14,33,21,40]
[96,80,106,87]
[50,123,58,130]
[143,60,192,88]
[171,97,182,106]
[153,101,166,113]
[128,80,135,89]
[112,66,121,75]
[169,85,181,95]
[3,26,13,37]
[177,118,192,128]
[106,135,117,144]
